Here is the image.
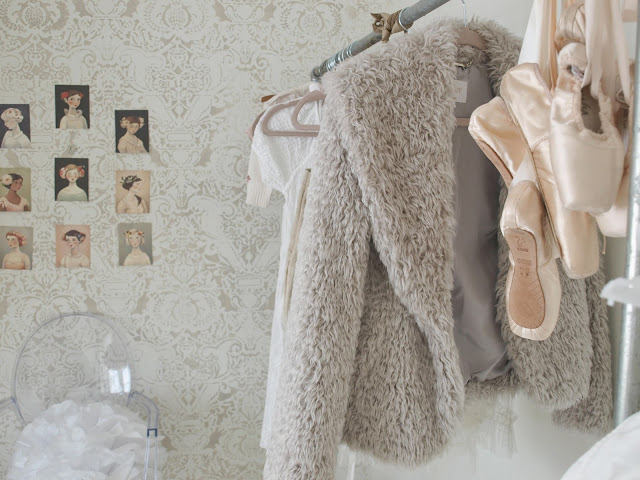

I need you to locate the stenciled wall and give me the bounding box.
[0,1,617,479]
[0,0,412,478]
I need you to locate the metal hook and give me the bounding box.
[461,0,468,27]
[398,8,410,33]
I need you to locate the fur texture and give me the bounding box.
[553,255,613,431]
[264,19,612,480]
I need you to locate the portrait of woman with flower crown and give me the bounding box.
[0,105,31,148]
[116,170,150,213]
[115,110,148,153]
[118,223,152,266]
[55,158,89,202]
[0,168,31,212]
[55,85,90,129]
[0,227,32,270]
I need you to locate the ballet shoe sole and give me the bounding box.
[504,229,545,329]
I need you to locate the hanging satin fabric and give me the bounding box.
[518,0,559,87]
[525,0,635,99]
[584,0,632,104]
[535,0,558,88]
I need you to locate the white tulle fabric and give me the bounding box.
[8,400,164,480]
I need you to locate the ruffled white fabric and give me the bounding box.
[8,400,165,480]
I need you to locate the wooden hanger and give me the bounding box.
[290,89,325,132]
[456,27,487,51]
[456,0,486,51]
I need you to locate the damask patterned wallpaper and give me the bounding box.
[0,0,407,478]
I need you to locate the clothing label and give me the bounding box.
[454,80,468,103]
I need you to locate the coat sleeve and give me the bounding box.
[263,95,372,480]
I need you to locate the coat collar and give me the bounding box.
[323,17,521,98]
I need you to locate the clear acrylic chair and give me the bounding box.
[0,312,160,479]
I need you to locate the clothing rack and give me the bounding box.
[616,4,640,426]
[310,0,640,425]
[310,0,452,81]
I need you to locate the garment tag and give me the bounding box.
[454,80,468,103]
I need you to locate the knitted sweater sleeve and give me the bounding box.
[263,93,371,480]
[246,148,272,207]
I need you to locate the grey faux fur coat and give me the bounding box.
[264,19,612,480]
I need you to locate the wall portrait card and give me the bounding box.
[0,167,31,212]
[0,226,33,270]
[55,85,90,129]
[55,158,89,202]
[0,104,31,148]
[115,110,149,153]
[116,170,150,213]
[56,224,90,269]
[118,222,152,266]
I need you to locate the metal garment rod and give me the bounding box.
[615,4,640,426]
[310,0,452,81]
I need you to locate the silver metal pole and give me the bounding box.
[310,0,452,81]
[615,5,640,426]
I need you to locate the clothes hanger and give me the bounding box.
[248,95,280,139]
[290,89,326,132]
[261,99,319,137]
[455,0,487,51]
[248,111,265,140]
[456,27,487,51]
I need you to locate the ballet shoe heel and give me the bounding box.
[504,229,545,330]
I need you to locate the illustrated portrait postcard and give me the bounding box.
[115,109,149,154]
[0,104,31,148]
[116,170,150,213]
[0,167,31,212]
[0,226,33,270]
[118,222,152,266]
[56,224,90,269]
[55,158,89,202]
[55,85,90,129]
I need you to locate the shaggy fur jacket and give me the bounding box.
[264,19,612,480]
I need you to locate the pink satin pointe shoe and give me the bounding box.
[468,97,527,187]
[596,165,630,237]
[596,74,634,237]
[500,63,599,279]
[501,181,561,341]
[550,42,625,215]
